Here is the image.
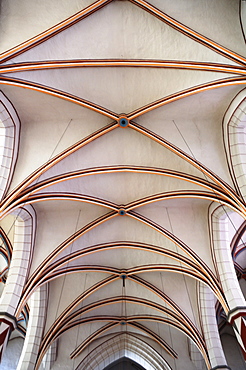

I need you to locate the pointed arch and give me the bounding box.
[0,91,20,200]
[76,332,172,370]
[223,89,246,201]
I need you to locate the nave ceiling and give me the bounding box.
[0,1,246,369]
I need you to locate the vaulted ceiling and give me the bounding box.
[0,1,246,369]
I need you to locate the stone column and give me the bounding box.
[210,204,246,360]
[0,205,36,362]
[17,284,48,370]
[199,283,230,370]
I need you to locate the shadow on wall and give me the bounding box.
[2,337,24,370]
[221,327,246,370]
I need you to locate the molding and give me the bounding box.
[0,312,18,329]
[227,306,246,324]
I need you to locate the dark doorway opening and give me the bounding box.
[103,356,146,370]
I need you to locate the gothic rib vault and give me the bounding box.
[0,0,246,369]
